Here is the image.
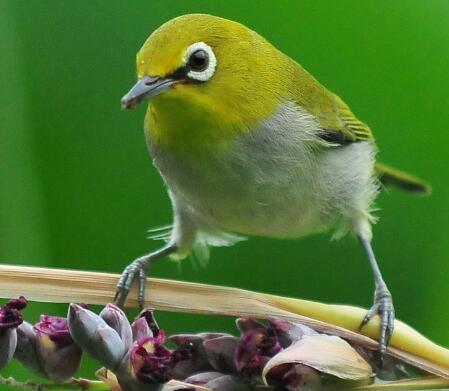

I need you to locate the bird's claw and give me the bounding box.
[360,287,395,357]
[114,257,148,309]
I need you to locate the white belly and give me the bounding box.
[150,102,377,242]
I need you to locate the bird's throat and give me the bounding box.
[146,96,254,155]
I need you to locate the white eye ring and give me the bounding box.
[183,42,216,82]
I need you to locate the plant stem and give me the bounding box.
[0,376,110,390]
[352,376,449,390]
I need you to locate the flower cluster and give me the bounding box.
[0,298,417,391]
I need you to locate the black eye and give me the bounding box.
[188,49,209,71]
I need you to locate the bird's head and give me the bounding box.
[121,14,291,150]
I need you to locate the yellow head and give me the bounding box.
[121,14,293,152]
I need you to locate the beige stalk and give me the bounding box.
[0,263,449,382]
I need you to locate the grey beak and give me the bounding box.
[121,75,176,109]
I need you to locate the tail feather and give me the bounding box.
[375,163,431,195]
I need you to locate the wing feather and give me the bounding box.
[318,95,373,145]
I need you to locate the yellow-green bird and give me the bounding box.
[116,14,430,354]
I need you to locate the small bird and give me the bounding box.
[116,14,430,354]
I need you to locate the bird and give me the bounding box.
[115,13,430,355]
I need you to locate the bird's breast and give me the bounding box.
[148,101,340,238]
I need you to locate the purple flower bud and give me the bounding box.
[169,334,214,379]
[117,372,164,391]
[8,296,28,310]
[100,303,133,350]
[0,297,27,370]
[234,327,281,376]
[129,332,172,384]
[117,331,172,388]
[266,363,321,391]
[235,317,266,333]
[0,296,27,329]
[184,371,225,386]
[137,309,161,338]
[35,316,73,346]
[286,364,321,391]
[169,333,231,347]
[132,317,154,341]
[267,318,317,348]
[68,303,125,370]
[131,308,162,342]
[168,332,237,379]
[203,336,240,373]
[205,374,252,391]
[0,329,17,371]
[14,321,45,375]
[34,315,82,382]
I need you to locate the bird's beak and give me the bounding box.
[121,75,176,109]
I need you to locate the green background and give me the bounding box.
[1,0,448,385]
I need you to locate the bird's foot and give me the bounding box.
[114,256,148,309]
[114,245,177,309]
[360,286,395,356]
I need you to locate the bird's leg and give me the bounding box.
[358,236,395,356]
[114,244,177,308]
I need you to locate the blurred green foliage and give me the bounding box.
[1,0,448,385]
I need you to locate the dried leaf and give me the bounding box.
[96,367,123,391]
[263,335,372,383]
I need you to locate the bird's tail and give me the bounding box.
[375,163,431,195]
